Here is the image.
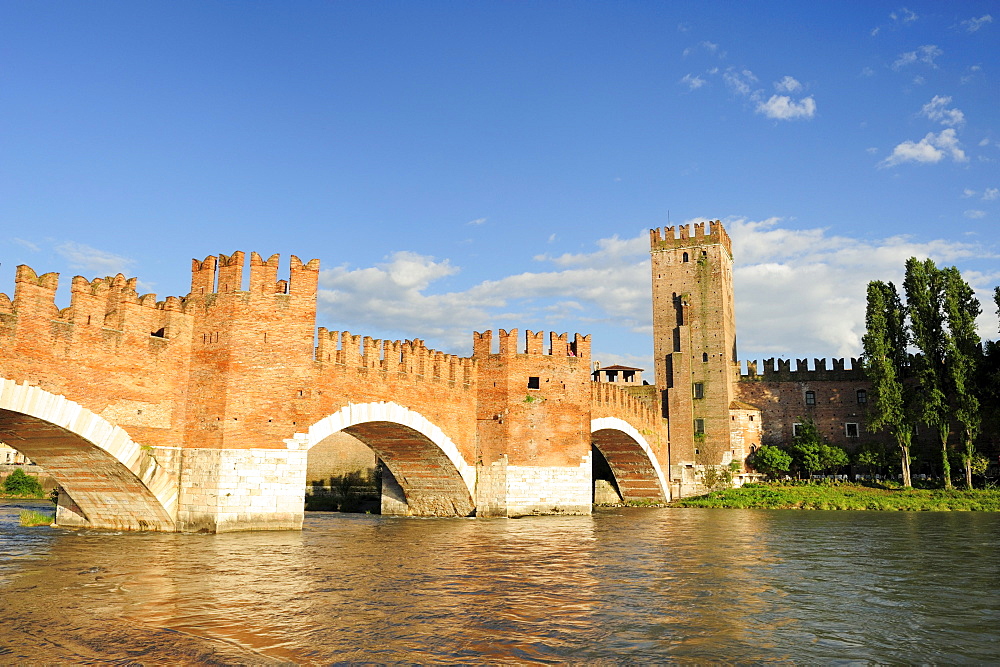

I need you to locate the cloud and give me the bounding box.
[11,238,40,252]
[962,188,977,198]
[723,68,757,96]
[55,242,135,277]
[774,76,802,93]
[680,73,707,90]
[879,129,967,167]
[892,44,942,70]
[920,95,965,126]
[890,7,919,24]
[983,188,999,201]
[466,217,487,226]
[725,217,992,360]
[961,14,993,32]
[964,210,987,219]
[756,95,816,120]
[861,66,875,77]
[871,27,880,37]
[312,217,998,369]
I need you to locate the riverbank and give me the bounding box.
[672,482,1000,511]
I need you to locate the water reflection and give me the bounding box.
[0,502,998,663]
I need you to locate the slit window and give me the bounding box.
[527,376,540,390]
[805,391,816,405]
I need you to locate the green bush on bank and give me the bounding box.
[1,469,45,499]
[673,482,1000,511]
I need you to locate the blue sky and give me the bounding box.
[2,1,997,372]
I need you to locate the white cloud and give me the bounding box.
[680,73,707,90]
[723,68,757,96]
[892,44,942,70]
[961,14,993,32]
[983,188,999,201]
[964,210,987,219]
[890,7,919,24]
[11,238,40,252]
[879,128,967,167]
[466,217,487,226]
[756,94,817,120]
[861,66,875,77]
[920,95,965,126]
[55,242,135,277]
[963,188,977,198]
[871,27,880,37]
[774,76,802,93]
[980,137,992,147]
[312,218,998,368]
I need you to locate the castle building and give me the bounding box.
[650,220,882,477]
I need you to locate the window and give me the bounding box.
[683,252,689,263]
[527,376,540,390]
[702,352,709,362]
[805,391,816,405]
[857,389,867,405]
[792,422,803,437]
[694,418,705,436]
[845,423,860,438]
[693,382,704,399]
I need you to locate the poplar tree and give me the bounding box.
[863,280,913,486]
[943,267,981,489]
[903,258,952,487]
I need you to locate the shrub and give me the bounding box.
[2,469,44,497]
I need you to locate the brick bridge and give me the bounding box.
[0,252,669,532]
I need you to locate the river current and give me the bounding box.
[1,499,998,663]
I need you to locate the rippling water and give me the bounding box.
[1,499,998,663]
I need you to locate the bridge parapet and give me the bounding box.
[590,383,665,443]
[316,329,476,387]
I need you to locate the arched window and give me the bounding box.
[702,352,708,362]
[682,252,689,262]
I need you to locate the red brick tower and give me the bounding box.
[650,221,739,468]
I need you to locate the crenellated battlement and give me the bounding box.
[650,219,732,255]
[188,251,320,298]
[590,382,660,426]
[316,328,475,386]
[472,329,591,358]
[739,357,867,382]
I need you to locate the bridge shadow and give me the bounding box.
[305,403,475,517]
[0,380,177,530]
[591,419,669,504]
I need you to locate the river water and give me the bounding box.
[1,499,998,664]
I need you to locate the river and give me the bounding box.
[1,499,998,663]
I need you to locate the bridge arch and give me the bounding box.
[591,417,669,503]
[305,402,475,516]
[0,378,178,531]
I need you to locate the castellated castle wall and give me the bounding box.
[736,357,881,449]
[0,253,483,462]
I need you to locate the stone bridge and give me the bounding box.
[0,252,671,532]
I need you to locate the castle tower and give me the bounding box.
[650,221,738,467]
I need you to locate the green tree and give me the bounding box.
[747,445,792,480]
[2,468,44,497]
[943,267,982,489]
[904,258,953,487]
[862,280,914,486]
[790,419,824,477]
[819,444,849,474]
[854,441,887,477]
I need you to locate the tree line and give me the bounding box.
[749,259,999,489]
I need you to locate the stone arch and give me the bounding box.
[591,417,669,503]
[305,402,475,517]
[0,378,178,531]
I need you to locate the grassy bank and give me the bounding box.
[673,482,1000,511]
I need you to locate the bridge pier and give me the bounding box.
[173,441,308,533]
[474,455,593,518]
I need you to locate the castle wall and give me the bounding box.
[737,358,879,448]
